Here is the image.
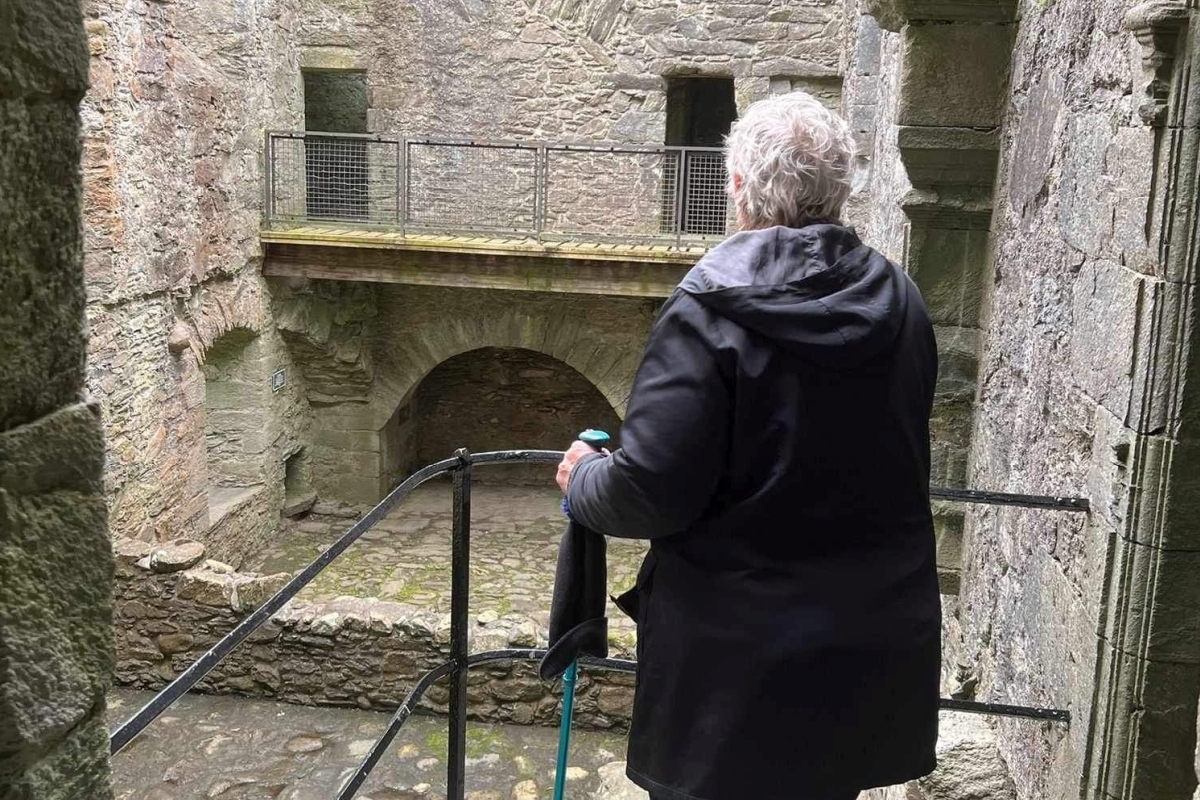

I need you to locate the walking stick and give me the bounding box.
[554,428,611,800]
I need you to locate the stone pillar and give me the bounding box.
[1085,6,1200,798]
[0,0,115,797]
[864,0,1018,592]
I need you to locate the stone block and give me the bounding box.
[0,0,89,99]
[897,22,1014,129]
[1058,114,1118,257]
[897,126,1000,190]
[176,569,236,608]
[906,227,989,328]
[865,0,1017,31]
[1093,642,1200,799]
[855,16,884,74]
[0,98,87,430]
[933,326,981,402]
[911,714,1017,799]
[235,573,290,613]
[0,485,112,762]
[149,541,206,573]
[1104,537,1200,665]
[2,712,112,800]
[1069,260,1140,418]
[0,403,104,497]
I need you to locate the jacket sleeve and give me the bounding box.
[566,291,730,539]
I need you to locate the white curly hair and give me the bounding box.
[724,91,857,230]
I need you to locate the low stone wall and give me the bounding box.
[112,538,635,730]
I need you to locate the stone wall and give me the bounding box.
[81,0,312,554]
[113,539,636,730]
[412,348,623,486]
[295,0,847,142]
[0,0,115,796]
[946,1,1200,799]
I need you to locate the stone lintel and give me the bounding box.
[864,0,1017,32]
[298,46,370,72]
[1124,2,1192,126]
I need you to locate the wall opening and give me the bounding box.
[387,347,621,486]
[282,447,315,517]
[303,69,369,220]
[203,328,267,528]
[665,77,736,236]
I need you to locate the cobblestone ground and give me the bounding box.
[109,689,646,800]
[243,484,647,651]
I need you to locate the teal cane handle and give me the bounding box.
[578,429,611,450]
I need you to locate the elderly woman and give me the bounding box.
[557,92,941,800]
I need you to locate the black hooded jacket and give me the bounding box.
[567,223,941,800]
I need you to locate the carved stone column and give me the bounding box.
[864,0,1018,590]
[1087,6,1200,798]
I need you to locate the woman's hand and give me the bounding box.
[557,440,608,494]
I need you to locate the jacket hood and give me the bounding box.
[680,224,909,367]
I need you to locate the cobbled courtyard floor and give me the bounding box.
[243,483,647,652]
[109,689,643,800]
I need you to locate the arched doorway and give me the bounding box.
[385,347,621,486]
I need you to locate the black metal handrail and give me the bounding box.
[109,449,1086,799]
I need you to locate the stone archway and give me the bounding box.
[380,346,622,488]
[304,288,656,505]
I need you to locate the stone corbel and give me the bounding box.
[1124,1,1191,127]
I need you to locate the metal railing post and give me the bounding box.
[447,449,473,800]
[264,131,275,225]
[674,149,686,249]
[536,144,547,241]
[400,136,410,231]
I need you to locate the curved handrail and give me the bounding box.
[109,449,561,754]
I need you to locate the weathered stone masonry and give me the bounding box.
[0,0,115,796]
[853,1,1200,799]
[112,538,636,730]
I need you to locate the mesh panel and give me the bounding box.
[680,151,732,237]
[405,142,538,232]
[542,148,678,240]
[270,135,399,224]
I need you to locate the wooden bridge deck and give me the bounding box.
[260,226,713,298]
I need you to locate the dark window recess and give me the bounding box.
[663,77,737,237]
[303,70,369,221]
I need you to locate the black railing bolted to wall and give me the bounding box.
[109,449,1086,799]
[264,132,736,246]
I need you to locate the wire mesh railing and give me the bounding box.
[265,132,735,245]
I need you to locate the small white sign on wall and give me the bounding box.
[270,367,286,393]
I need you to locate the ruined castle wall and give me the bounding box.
[83,0,858,550]
[952,1,1182,797]
[112,539,636,729]
[295,0,847,143]
[81,0,314,555]
[0,0,114,794]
